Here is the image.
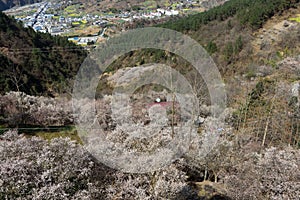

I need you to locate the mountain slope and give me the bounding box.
[0,12,86,96]
[160,0,300,31]
[107,0,300,80]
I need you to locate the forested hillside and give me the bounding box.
[106,0,300,85]
[0,12,86,96]
[160,0,300,31]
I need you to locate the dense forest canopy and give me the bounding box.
[160,0,300,31]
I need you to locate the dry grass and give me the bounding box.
[73,25,101,36]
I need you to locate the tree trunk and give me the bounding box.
[214,172,218,183]
[204,166,208,181]
[262,116,270,147]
